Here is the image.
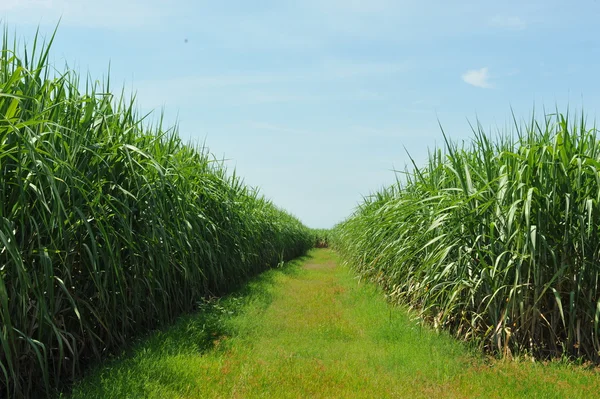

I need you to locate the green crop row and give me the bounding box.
[334,111,600,363]
[311,229,331,248]
[0,29,312,397]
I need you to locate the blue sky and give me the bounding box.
[3,0,600,228]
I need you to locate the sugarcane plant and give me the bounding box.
[0,27,313,398]
[334,110,600,363]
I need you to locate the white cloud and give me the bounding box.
[461,67,493,89]
[489,15,526,31]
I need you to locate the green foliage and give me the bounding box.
[65,249,600,399]
[311,228,331,248]
[334,111,600,363]
[0,28,312,398]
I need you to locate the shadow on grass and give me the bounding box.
[59,254,312,398]
[179,253,312,355]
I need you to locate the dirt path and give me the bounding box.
[67,249,600,399]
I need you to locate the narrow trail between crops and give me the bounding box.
[68,249,600,399]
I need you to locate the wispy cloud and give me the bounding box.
[244,121,431,143]
[322,58,414,78]
[489,15,526,31]
[314,0,400,14]
[1,0,165,29]
[461,67,493,89]
[0,0,52,12]
[246,122,320,137]
[134,58,413,109]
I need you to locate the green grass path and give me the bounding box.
[66,249,600,398]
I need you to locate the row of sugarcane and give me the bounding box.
[334,111,600,363]
[0,29,313,398]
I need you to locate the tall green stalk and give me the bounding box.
[334,111,600,363]
[0,28,313,398]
